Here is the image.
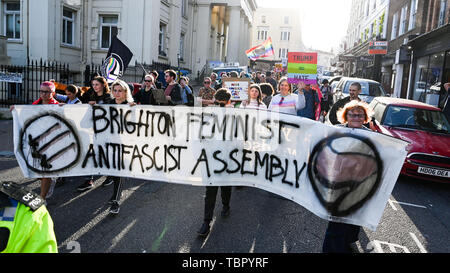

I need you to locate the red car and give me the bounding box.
[369,97,450,183]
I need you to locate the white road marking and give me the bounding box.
[388,199,398,211]
[409,232,428,253]
[388,199,427,210]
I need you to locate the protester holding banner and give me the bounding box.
[81,76,111,105]
[240,84,267,110]
[197,88,233,237]
[164,70,184,106]
[322,100,374,253]
[104,79,135,215]
[10,81,59,200]
[198,77,216,107]
[133,74,157,105]
[269,77,306,115]
[55,84,82,105]
[78,76,112,192]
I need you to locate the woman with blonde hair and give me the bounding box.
[104,79,135,214]
[134,74,157,105]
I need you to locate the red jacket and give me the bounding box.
[32,98,59,105]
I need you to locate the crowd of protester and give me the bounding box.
[10,67,379,253]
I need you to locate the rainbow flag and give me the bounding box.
[246,37,275,61]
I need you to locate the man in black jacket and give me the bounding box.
[327,82,362,125]
[164,70,183,105]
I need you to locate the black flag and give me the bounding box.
[101,36,133,84]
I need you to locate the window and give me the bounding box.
[261,15,266,24]
[279,48,288,59]
[409,0,418,30]
[4,2,20,39]
[281,31,290,41]
[159,23,167,56]
[179,33,185,61]
[258,30,267,41]
[62,8,75,45]
[284,16,289,24]
[100,15,118,49]
[438,0,447,27]
[391,12,398,40]
[399,5,408,36]
[181,0,188,18]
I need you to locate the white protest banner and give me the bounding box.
[12,105,408,230]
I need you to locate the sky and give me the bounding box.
[256,0,353,52]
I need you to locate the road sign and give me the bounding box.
[369,41,388,55]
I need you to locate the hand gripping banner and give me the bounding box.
[12,105,408,230]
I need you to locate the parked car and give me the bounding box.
[369,97,450,183]
[332,77,387,105]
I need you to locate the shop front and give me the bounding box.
[408,24,450,109]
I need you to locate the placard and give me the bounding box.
[221,78,251,101]
[287,52,318,85]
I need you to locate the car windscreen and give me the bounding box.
[383,105,450,134]
[343,81,386,96]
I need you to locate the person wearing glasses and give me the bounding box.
[133,74,157,105]
[321,100,374,253]
[268,77,306,116]
[327,82,362,125]
[10,81,59,200]
[198,77,216,107]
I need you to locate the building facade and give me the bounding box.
[383,0,429,98]
[341,0,391,81]
[407,0,449,108]
[250,7,305,63]
[1,0,257,83]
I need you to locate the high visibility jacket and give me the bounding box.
[0,197,57,253]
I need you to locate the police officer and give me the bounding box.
[0,181,57,253]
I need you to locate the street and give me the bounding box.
[1,119,449,254]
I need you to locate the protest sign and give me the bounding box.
[221,78,251,101]
[287,52,318,85]
[12,105,408,230]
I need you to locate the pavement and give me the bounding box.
[0,109,14,157]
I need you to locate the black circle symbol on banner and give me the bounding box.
[19,113,81,174]
[307,134,383,217]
